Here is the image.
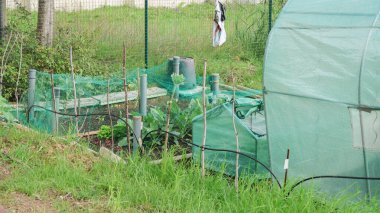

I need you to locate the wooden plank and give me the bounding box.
[78,130,99,138]
[149,153,192,165]
[36,87,167,110]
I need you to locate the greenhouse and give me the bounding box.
[264,0,380,199]
[192,99,269,177]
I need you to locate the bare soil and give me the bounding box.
[0,192,56,213]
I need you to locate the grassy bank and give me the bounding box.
[0,124,377,212]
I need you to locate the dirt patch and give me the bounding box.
[0,163,11,181]
[0,205,8,213]
[0,149,12,181]
[0,192,56,213]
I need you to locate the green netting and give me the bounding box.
[264,0,380,200]
[192,102,269,177]
[11,58,261,136]
[2,57,267,178]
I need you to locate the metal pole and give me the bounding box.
[52,87,60,134]
[173,56,180,100]
[144,0,148,68]
[268,0,273,34]
[132,116,142,154]
[27,69,37,122]
[139,74,147,116]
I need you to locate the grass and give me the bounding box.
[0,123,379,212]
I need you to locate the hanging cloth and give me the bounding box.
[213,0,226,47]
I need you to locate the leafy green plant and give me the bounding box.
[97,125,111,140]
[170,73,185,86]
[98,122,128,141]
[141,98,203,148]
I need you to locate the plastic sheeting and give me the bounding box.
[264,0,380,199]
[192,103,269,177]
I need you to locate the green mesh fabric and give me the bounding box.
[264,0,380,199]
[6,58,266,178]
[13,59,261,136]
[192,103,269,177]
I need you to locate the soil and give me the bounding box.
[83,133,193,161]
[0,163,11,182]
[0,192,57,213]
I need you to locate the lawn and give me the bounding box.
[0,124,378,212]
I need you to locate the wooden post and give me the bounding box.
[0,31,14,97]
[201,60,207,177]
[15,35,23,120]
[164,100,172,152]
[69,47,79,133]
[232,77,239,192]
[123,43,131,155]
[107,79,115,151]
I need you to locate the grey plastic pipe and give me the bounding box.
[210,73,220,96]
[139,74,147,116]
[52,87,60,134]
[28,69,36,121]
[133,115,142,154]
[173,56,180,100]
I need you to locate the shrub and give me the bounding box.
[1,6,109,101]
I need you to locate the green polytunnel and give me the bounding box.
[192,99,270,177]
[264,0,380,199]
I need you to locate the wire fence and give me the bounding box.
[0,0,285,101]
[7,0,283,69]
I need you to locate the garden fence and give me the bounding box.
[6,0,284,69]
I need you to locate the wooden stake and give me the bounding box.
[50,71,58,134]
[232,77,239,192]
[201,60,207,177]
[0,31,15,97]
[123,43,131,155]
[164,100,172,152]
[164,72,180,152]
[15,34,23,120]
[107,79,115,151]
[69,47,79,133]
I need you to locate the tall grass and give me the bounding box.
[0,124,378,212]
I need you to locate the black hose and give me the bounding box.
[288,175,380,196]
[25,105,380,197]
[142,129,282,189]
[27,104,139,142]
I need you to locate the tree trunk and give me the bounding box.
[37,0,54,46]
[0,0,6,44]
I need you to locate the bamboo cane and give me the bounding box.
[201,60,207,177]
